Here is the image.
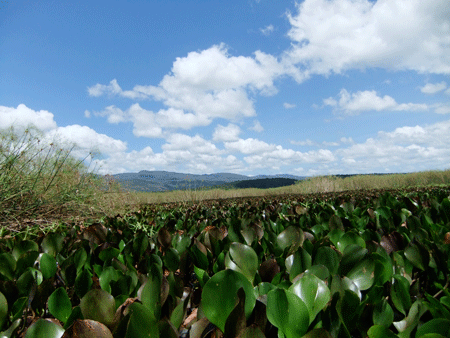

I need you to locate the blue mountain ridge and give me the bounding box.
[108,170,306,192]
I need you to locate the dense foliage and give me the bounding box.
[1,186,450,337]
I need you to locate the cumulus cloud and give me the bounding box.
[93,103,211,138]
[324,89,429,115]
[87,44,291,136]
[249,120,264,132]
[283,102,296,109]
[46,125,128,155]
[337,119,450,172]
[420,81,447,94]
[0,104,57,131]
[284,0,450,81]
[213,124,241,142]
[260,24,275,36]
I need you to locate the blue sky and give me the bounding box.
[1,0,450,176]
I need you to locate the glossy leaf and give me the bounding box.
[313,246,339,275]
[0,292,7,329]
[266,288,309,338]
[140,263,163,319]
[277,226,304,252]
[201,269,256,333]
[289,273,331,324]
[40,253,57,279]
[74,269,93,299]
[24,319,64,338]
[80,289,116,327]
[0,253,16,281]
[404,243,429,271]
[125,303,159,338]
[12,240,38,260]
[393,300,427,338]
[372,298,394,328]
[367,325,398,338]
[41,233,65,257]
[390,275,411,316]
[48,287,72,324]
[346,258,375,291]
[336,232,365,253]
[416,318,450,338]
[225,242,258,284]
[285,248,312,281]
[163,248,180,272]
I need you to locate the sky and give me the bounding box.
[1,0,450,177]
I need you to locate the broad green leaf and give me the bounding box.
[337,289,360,333]
[73,248,88,273]
[41,233,65,257]
[393,300,427,338]
[285,248,311,281]
[277,226,304,252]
[11,298,27,322]
[201,269,256,333]
[346,258,375,291]
[158,319,178,338]
[64,306,83,330]
[225,242,258,284]
[289,273,331,324]
[48,287,72,324]
[404,243,429,271]
[74,269,93,298]
[99,266,120,293]
[0,253,16,281]
[163,248,180,272]
[170,295,190,330]
[140,263,162,319]
[415,319,450,338]
[12,240,38,261]
[99,247,120,263]
[266,288,309,338]
[15,251,39,276]
[125,303,159,338]
[372,298,394,328]
[80,289,116,327]
[304,264,330,281]
[313,246,339,275]
[372,250,393,285]
[0,292,7,329]
[23,319,64,338]
[390,275,411,316]
[39,253,57,279]
[339,244,368,275]
[17,268,42,295]
[367,325,398,338]
[301,329,333,338]
[336,232,365,253]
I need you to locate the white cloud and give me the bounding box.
[225,138,276,154]
[420,81,447,94]
[260,24,275,36]
[0,104,57,131]
[284,0,450,81]
[94,103,212,138]
[324,89,428,115]
[213,124,241,142]
[283,102,296,109]
[337,119,450,172]
[434,105,450,114]
[46,125,128,156]
[87,44,290,135]
[249,120,264,132]
[84,110,91,118]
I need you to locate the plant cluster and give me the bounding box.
[1,187,450,337]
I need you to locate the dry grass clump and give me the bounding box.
[0,125,139,234]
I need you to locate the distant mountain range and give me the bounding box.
[108,170,307,192]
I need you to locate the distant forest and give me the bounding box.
[232,178,298,189]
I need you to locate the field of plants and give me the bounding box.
[1,126,450,337]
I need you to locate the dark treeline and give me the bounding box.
[233,178,298,189]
